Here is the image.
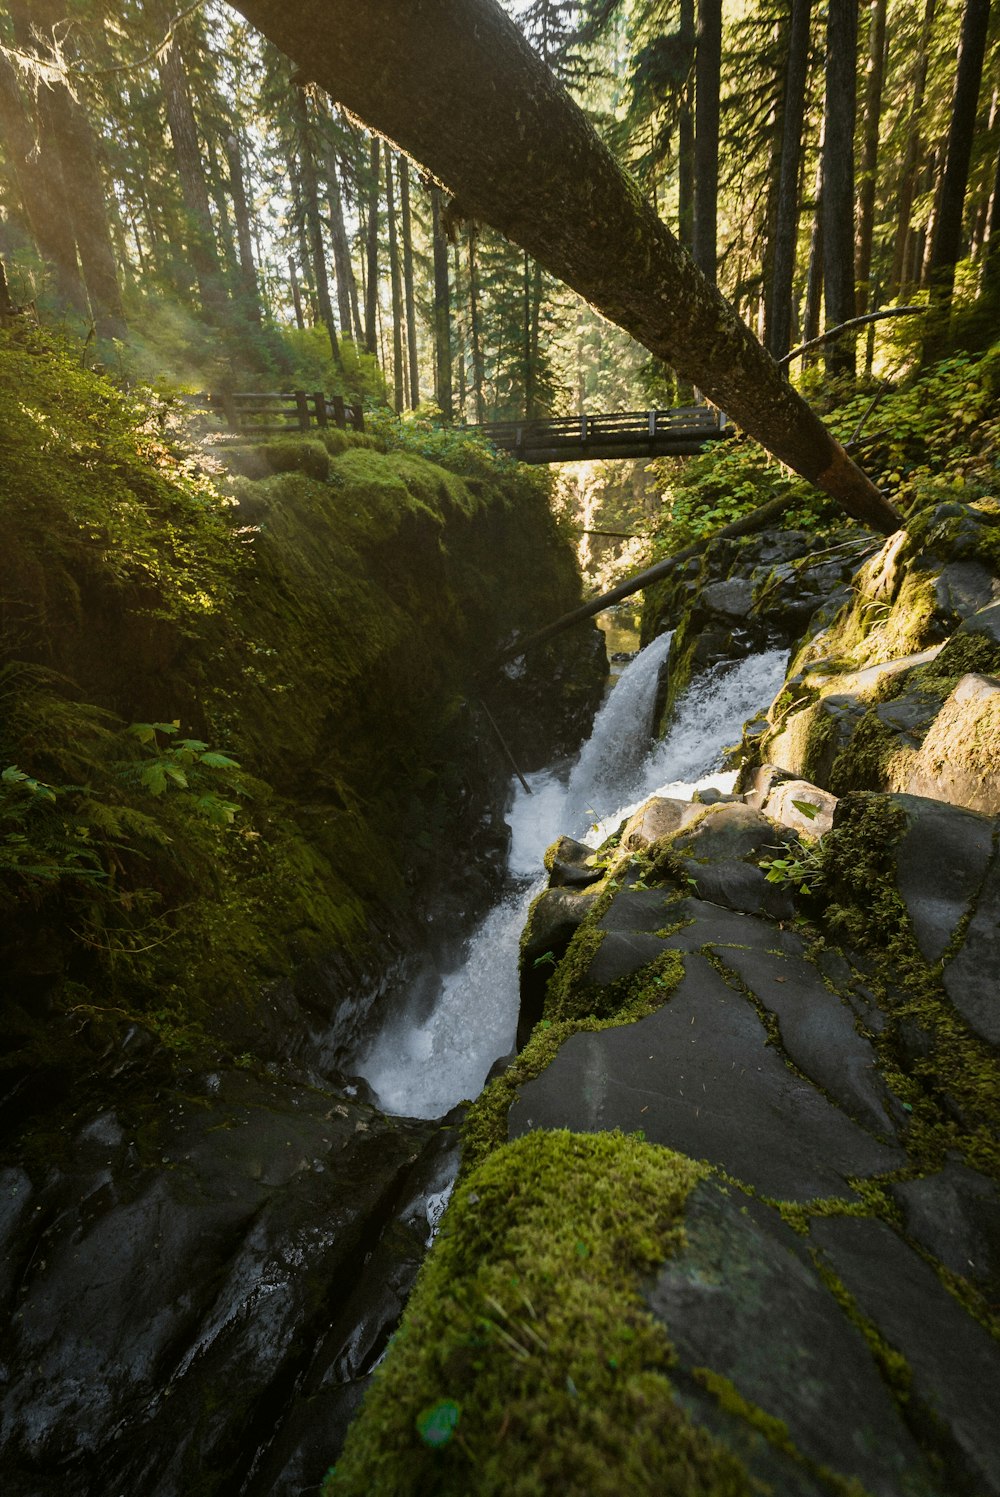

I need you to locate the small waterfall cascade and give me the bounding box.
[354,639,788,1120]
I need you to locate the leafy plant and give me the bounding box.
[761,841,826,897]
[124,722,241,825]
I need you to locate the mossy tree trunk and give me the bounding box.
[363,135,380,355]
[822,0,859,380]
[385,151,405,411]
[924,0,992,357]
[400,158,420,406]
[291,82,341,366]
[231,0,900,532]
[766,0,812,359]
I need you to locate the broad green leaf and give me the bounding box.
[416,1399,460,1449]
[791,799,818,820]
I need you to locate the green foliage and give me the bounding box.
[0,325,241,625]
[761,840,826,897]
[272,326,387,405]
[364,402,552,487]
[644,343,1000,561]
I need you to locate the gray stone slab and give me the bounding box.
[662,895,806,956]
[510,956,904,1200]
[892,794,994,962]
[709,947,892,1136]
[933,560,1000,623]
[647,1181,937,1497]
[682,858,795,920]
[583,929,672,988]
[671,800,786,862]
[889,1161,1000,1296]
[811,1216,1000,1495]
[597,886,683,934]
[942,848,1000,1047]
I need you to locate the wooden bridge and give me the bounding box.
[207,391,732,464]
[464,404,733,463]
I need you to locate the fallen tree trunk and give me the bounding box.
[228,0,901,535]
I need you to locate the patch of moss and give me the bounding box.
[259,437,330,481]
[324,1129,761,1497]
[827,711,907,796]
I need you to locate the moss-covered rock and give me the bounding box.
[0,328,603,1062]
[323,1130,761,1497]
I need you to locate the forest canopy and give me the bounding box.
[0,0,996,421]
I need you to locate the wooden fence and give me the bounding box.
[209,390,365,436]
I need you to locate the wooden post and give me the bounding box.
[294,390,310,430]
[331,393,346,428]
[312,391,328,427]
[351,404,365,432]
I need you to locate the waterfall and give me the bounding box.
[353,640,788,1119]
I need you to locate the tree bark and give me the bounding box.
[431,185,453,421]
[288,255,305,329]
[468,226,486,422]
[822,0,859,378]
[400,158,420,406]
[364,136,380,354]
[0,42,87,316]
[230,0,901,532]
[291,83,340,364]
[925,0,992,352]
[887,0,937,301]
[692,0,722,282]
[157,18,227,320]
[225,130,263,324]
[767,0,812,359]
[678,0,696,251]
[385,151,405,410]
[855,0,887,316]
[323,134,356,340]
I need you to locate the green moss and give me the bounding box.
[0,326,596,1058]
[259,437,330,480]
[325,1129,761,1497]
[827,711,905,796]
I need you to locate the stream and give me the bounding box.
[354,637,789,1120]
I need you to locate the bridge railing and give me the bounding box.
[208,390,365,436]
[465,404,729,457]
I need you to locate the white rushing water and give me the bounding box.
[355,639,788,1119]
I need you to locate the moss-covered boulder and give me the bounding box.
[0,328,604,1066]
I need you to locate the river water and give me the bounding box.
[355,638,788,1119]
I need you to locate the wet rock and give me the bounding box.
[932,559,1000,626]
[518,886,601,1044]
[700,577,754,622]
[683,859,794,920]
[619,796,698,851]
[0,1065,447,1497]
[958,599,1000,648]
[708,946,895,1135]
[811,1217,1000,1496]
[582,929,673,988]
[668,800,786,863]
[890,794,994,962]
[647,1181,938,1497]
[664,895,805,955]
[544,834,603,888]
[759,777,837,838]
[597,886,682,934]
[902,672,1000,815]
[510,955,904,1200]
[889,1160,1000,1298]
[942,844,1000,1046]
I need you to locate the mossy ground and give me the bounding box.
[323,1129,766,1497]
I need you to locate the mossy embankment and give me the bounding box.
[0,328,603,1070]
